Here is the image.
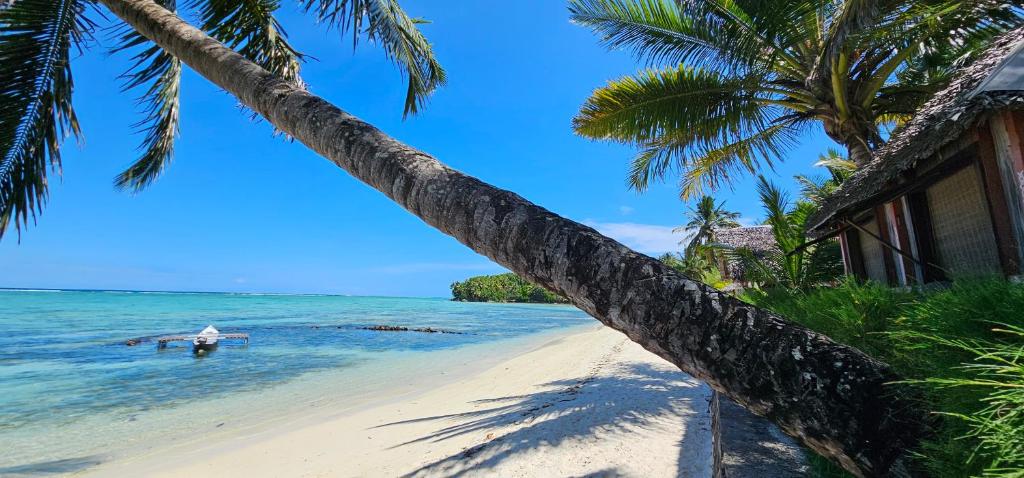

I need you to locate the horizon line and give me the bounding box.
[0,286,449,300]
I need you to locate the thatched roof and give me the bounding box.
[808,28,1024,234]
[714,225,777,254]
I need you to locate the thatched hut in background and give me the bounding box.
[713,225,778,288]
[807,30,1024,286]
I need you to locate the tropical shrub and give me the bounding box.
[450,273,568,303]
[728,176,843,290]
[658,250,731,290]
[745,278,1024,477]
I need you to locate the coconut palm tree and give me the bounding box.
[0,1,930,474]
[676,195,740,255]
[569,0,1023,198]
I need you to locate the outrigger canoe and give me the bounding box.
[192,325,220,354]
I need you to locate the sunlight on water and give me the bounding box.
[0,290,591,472]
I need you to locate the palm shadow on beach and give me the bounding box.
[373,357,713,478]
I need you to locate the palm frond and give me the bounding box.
[0,0,90,238]
[568,0,744,71]
[679,0,817,73]
[109,0,180,192]
[813,148,855,174]
[574,65,769,145]
[574,66,804,196]
[568,0,810,74]
[816,0,1023,87]
[812,0,888,80]
[794,174,829,204]
[747,175,823,288]
[756,175,796,247]
[191,0,306,86]
[890,1,1023,88]
[301,0,445,117]
[795,149,855,204]
[674,121,801,199]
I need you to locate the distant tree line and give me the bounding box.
[450,273,568,303]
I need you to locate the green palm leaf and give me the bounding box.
[676,121,801,198]
[110,0,181,191]
[568,0,808,73]
[575,65,799,196]
[111,0,307,191]
[301,0,446,117]
[574,0,1021,198]
[192,0,306,86]
[0,0,91,237]
[816,0,1023,85]
[569,0,738,70]
[574,66,770,144]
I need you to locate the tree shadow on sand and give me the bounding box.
[374,357,713,477]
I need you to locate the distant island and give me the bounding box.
[450,273,568,303]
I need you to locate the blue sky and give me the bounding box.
[0,0,836,297]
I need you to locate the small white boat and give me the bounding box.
[192,325,220,354]
[155,328,248,351]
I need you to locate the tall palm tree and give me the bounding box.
[0,1,930,474]
[569,0,1022,198]
[675,195,740,255]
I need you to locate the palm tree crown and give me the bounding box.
[676,195,740,255]
[569,0,1022,199]
[0,0,445,238]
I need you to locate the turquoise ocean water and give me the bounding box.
[0,289,592,474]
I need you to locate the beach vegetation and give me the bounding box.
[726,175,843,291]
[569,0,1022,197]
[675,195,740,255]
[658,194,739,290]
[745,278,1024,477]
[0,0,960,473]
[450,273,568,304]
[793,149,856,207]
[658,250,731,290]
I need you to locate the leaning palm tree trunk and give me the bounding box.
[99,0,926,475]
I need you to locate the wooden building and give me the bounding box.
[807,30,1024,286]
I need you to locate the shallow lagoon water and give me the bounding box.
[0,290,592,473]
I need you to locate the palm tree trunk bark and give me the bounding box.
[98,0,928,475]
[847,141,874,166]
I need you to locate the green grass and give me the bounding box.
[743,278,1024,477]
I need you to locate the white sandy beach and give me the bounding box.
[80,327,714,478]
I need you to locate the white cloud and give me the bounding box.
[618,206,635,216]
[585,221,687,254]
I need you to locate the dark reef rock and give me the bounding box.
[360,325,464,334]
